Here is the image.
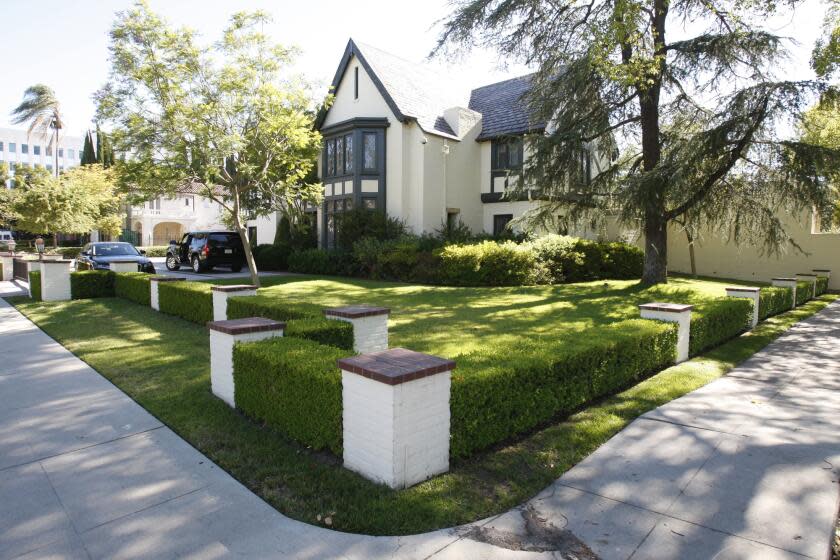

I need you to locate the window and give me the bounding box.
[493,214,513,237]
[21,144,28,155]
[336,136,344,175]
[8,143,16,153]
[326,140,335,177]
[491,137,523,171]
[363,197,377,209]
[363,132,377,171]
[68,149,74,159]
[344,135,353,173]
[447,211,460,231]
[0,142,3,151]
[46,164,53,171]
[354,67,359,99]
[58,148,64,158]
[33,145,40,155]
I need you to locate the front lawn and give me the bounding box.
[9,283,834,535]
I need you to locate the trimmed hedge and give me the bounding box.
[158,281,213,324]
[759,286,793,319]
[288,249,351,275]
[449,319,677,458]
[70,271,115,299]
[233,337,350,454]
[114,272,151,306]
[795,280,811,306]
[437,241,538,286]
[227,295,354,350]
[688,298,752,357]
[28,270,41,301]
[253,244,290,271]
[816,276,829,296]
[528,236,644,283]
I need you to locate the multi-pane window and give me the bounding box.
[363,133,376,171]
[0,142,4,152]
[21,144,28,154]
[493,214,513,236]
[58,148,64,158]
[33,146,40,155]
[491,137,523,171]
[324,134,354,178]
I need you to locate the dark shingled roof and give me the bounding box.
[469,74,544,141]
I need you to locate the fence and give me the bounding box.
[13,258,30,281]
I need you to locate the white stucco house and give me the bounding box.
[128,183,226,246]
[250,39,607,248]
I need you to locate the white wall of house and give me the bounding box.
[246,212,278,246]
[131,194,225,246]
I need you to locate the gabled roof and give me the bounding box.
[316,39,462,139]
[469,74,544,141]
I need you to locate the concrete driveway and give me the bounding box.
[147,257,290,281]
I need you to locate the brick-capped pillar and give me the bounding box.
[207,318,285,407]
[725,287,761,328]
[40,259,73,301]
[338,348,455,489]
[0,252,13,281]
[324,306,390,354]
[772,278,798,309]
[149,276,186,311]
[211,284,258,321]
[795,273,818,298]
[110,259,140,273]
[639,303,693,363]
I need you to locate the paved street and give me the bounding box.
[0,287,838,559]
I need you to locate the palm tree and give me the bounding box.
[11,85,63,178]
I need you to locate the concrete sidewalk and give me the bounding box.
[1,289,838,559]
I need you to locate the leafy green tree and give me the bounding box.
[94,2,323,286]
[12,164,122,245]
[437,0,840,284]
[10,85,63,178]
[81,131,97,165]
[95,126,115,168]
[0,163,16,229]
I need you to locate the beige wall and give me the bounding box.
[667,211,840,290]
[443,119,483,233]
[246,212,277,246]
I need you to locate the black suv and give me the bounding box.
[166,231,245,273]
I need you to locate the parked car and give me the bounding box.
[166,231,245,273]
[76,242,156,273]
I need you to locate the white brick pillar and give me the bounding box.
[207,318,285,407]
[110,260,140,273]
[339,348,455,489]
[40,259,73,301]
[795,273,817,299]
[639,303,693,363]
[211,284,258,321]
[149,276,186,311]
[0,253,13,282]
[323,306,390,354]
[772,278,798,309]
[725,287,761,328]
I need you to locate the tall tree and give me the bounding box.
[10,85,63,177]
[95,126,115,168]
[94,2,323,286]
[81,131,97,165]
[437,0,840,284]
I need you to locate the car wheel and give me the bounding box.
[191,256,202,273]
[165,255,180,271]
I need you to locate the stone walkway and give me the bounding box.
[1,287,838,559]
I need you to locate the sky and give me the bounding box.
[0,0,829,138]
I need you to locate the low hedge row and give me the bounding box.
[158,281,213,324]
[233,337,350,454]
[227,295,354,350]
[758,286,793,319]
[688,298,753,357]
[28,270,41,301]
[114,272,151,306]
[137,246,169,257]
[449,319,677,458]
[795,280,811,306]
[816,276,829,295]
[70,271,115,299]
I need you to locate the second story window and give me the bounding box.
[21,144,28,154]
[34,146,40,155]
[9,143,16,153]
[324,134,354,178]
[491,137,523,172]
[58,148,64,158]
[0,141,4,152]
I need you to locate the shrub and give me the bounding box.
[449,319,677,457]
[114,272,151,305]
[688,298,752,356]
[286,317,354,350]
[288,249,351,275]
[253,244,290,271]
[795,280,811,306]
[54,247,84,259]
[759,286,793,319]
[137,246,168,257]
[437,241,537,286]
[335,208,406,251]
[233,337,350,454]
[601,242,645,279]
[28,270,41,301]
[158,281,212,323]
[816,276,829,296]
[70,271,115,299]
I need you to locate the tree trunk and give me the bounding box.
[686,229,697,277]
[231,188,260,287]
[641,209,667,285]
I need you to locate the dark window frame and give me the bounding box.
[362,132,377,172]
[354,66,359,99]
[493,214,514,236]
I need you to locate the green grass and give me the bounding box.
[218,274,762,358]
[9,291,835,535]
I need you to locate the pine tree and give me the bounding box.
[80,131,96,165]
